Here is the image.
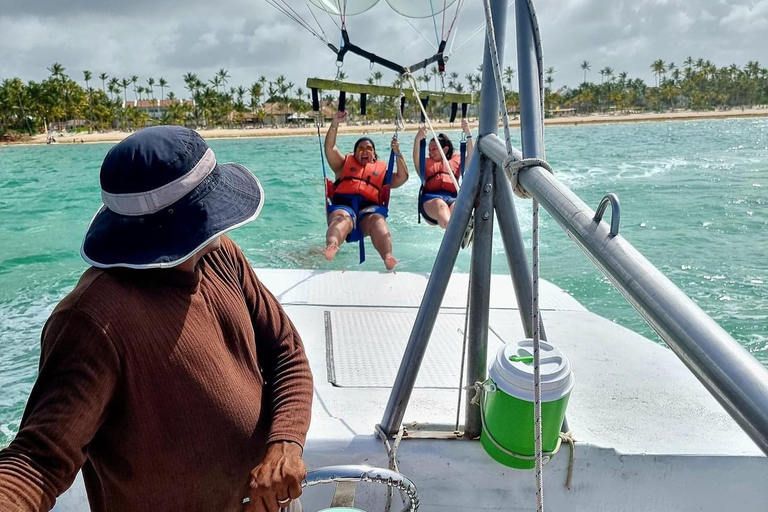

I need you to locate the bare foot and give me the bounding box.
[384,255,398,271]
[325,244,339,261]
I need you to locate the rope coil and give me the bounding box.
[502,156,553,199]
[375,424,407,512]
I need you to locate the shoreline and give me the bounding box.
[4,108,768,146]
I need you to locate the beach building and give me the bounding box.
[123,99,194,119]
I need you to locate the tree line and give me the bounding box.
[1,57,767,135]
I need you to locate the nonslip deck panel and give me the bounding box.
[256,268,586,311]
[326,310,509,388]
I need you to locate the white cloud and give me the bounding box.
[0,0,766,96]
[719,1,768,32]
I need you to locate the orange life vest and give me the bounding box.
[423,153,462,194]
[334,155,388,204]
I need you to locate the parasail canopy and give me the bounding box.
[306,0,379,16]
[386,0,459,19]
[307,0,458,18]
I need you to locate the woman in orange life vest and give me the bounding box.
[413,118,474,229]
[323,111,409,270]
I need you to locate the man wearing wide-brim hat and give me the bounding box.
[0,126,312,512]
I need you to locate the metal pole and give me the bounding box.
[515,0,545,159]
[381,151,483,435]
[478,0,509,137]
[464,158,495,439]
[493,166,546,340]
[480,132,768,455]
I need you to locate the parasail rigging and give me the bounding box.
[265,0,468,75]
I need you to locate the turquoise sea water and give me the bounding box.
[1,118,767,446]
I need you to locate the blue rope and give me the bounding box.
[316,123,330,207]
[385,147,396,188]
[429,0,440,46]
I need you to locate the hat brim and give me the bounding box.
[81,162,264,269]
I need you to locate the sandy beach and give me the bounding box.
[4,107,768,146]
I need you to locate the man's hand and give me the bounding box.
[244,441,305,512]
[332,111,347,126]
[415,125,427,141]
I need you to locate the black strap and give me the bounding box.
[361,93,367,115]
[339,91,347,112]
[450,102,458,123]
[399,96,406,117]
[311,88,320,112]
[338,175,381,191]
[461,103,468,119]
[420,97,429,123]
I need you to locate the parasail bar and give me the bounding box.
[306,78,472,104]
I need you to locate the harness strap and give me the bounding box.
[418,138,427,224]
[337,175,381,190]
[351,196,365,264]
[460,137,467,177]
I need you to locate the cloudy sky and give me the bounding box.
[1,0,767,97]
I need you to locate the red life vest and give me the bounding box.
[334,155,388,204]
[423,153,462,194]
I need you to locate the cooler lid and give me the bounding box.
[489,339,574,402]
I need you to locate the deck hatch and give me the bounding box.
[326,310,507,388]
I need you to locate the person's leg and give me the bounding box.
[423,198,452,229]
[361,213,397,270]
[325,209,353,260]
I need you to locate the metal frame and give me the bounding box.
[382,0,768,455]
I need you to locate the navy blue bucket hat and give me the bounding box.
[81,126,264,268]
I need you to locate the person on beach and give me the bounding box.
[323,111,409,270]
[0,126,313,512]
[413,118,474,229]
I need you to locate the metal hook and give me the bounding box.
[593,193,621,236]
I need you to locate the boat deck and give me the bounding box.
[54,269,767,511]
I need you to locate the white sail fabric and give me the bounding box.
[386,0,458,19]
[307,0,380,16]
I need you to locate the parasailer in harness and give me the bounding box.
[323,111,409,270]
[414,118,474,229]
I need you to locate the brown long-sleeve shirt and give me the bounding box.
[0,236,313,512]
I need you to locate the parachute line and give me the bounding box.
[447,0,514,59]
[403,17,438,51]
[306,4,331,42]
[265,0,330,45]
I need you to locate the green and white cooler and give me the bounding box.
[480,339,574,469]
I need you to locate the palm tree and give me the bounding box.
[249,82,263,112]
[83,70,93,128]
[217,68,230,89]
[503,66,515,87]
[131,75,139,103]
[108,77,119,100]
[158,78,168,102]
[430,65,440,91]
[120,78,131,106]
[48,62,66,79]
[373,71,383,85]
[259,76,268,105]
[99,73,108,95]
[651,59,666,86]
[580,60,590,83]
